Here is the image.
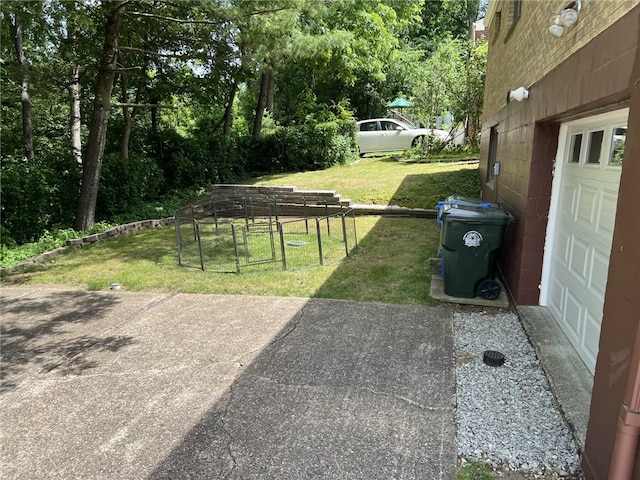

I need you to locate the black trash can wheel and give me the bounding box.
[478,278,501,300]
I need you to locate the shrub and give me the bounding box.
[304,119,357,169]
[1,152,81,245]
[204,134,246,183]
[97,152,165,218]
[237,116,357,174]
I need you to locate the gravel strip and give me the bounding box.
[455,311,581,477]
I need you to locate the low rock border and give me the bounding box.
[1,217,175,276]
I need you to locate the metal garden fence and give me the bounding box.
[175,199,358,273]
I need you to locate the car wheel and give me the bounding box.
[412,136,426,149]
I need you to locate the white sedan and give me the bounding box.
[356,118,450,156]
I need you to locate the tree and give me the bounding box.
[76,0,127,231]
[46,0,97,165]
[411,37,487,148]
[268,0,422,124]
[225,0,302,136]
[455,39,487,147]
[6,2,39,161]
[414,0,481,51]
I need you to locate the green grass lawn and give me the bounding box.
[251,156,480,209]
[3,157,480,305]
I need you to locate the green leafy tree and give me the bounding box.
[270,0,423,123]
[75,0,127,231]
[413,0,481,51]
[411,36,487,148]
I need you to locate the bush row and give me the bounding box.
[1,120,358,246]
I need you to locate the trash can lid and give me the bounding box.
[436,196,503,228]
[440,202,515,225]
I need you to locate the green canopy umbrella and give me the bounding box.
[386,97,413,109]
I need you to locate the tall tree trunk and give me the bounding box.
[222,77,239,136]
[10,14,34,161]
[75,1,126,231]
[252,68,273,136]
[266,71,275,113]
[120,47,146,158]
[120,73,131,160]
[68,65,83,165]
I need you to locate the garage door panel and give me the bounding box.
[569,236,590,282]
[576,184,598,228]
[556,229,572,265]
[589,249,609,300]
[559,183,578,221]
[597,190,618,236]
[564,291,583,342]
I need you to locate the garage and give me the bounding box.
[541,109,628,374]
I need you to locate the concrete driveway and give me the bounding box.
[1,287,455,479]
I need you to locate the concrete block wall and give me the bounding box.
[484,0,639,117]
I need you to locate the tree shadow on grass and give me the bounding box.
[311,170,481,304]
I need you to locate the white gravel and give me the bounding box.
[455,311,581,477]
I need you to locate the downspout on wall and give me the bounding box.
[609,412,640,479]
[609,325,640,479]
[609,305,640,478]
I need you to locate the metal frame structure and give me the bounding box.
[175,196,358,273]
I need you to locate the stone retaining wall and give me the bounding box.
[1,217,174,275]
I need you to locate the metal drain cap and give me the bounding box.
[483,350,506,367]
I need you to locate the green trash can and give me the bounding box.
[439,200,515,299]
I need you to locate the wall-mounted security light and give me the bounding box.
[507,87,529,102]
[548,0,582,37]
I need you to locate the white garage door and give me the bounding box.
[542,109,628,374]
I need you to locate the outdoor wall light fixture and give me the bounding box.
[507,87,529,102]
[549,0,582,38]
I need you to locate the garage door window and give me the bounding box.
[587,130,604,164]
[569,133,582,163]
[609,127,626,166]
[566,124,626,167]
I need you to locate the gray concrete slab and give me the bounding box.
[429,274,510,309]
[517,305,593,449]
[0,288,456,480]
[427,257,508,309]
[1,287,170,392]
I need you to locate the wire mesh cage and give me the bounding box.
[175,197,358,273]
[279,218,322,270]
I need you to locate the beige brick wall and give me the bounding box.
[484,0,640,116]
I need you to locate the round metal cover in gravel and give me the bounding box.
[483,350,506,367]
